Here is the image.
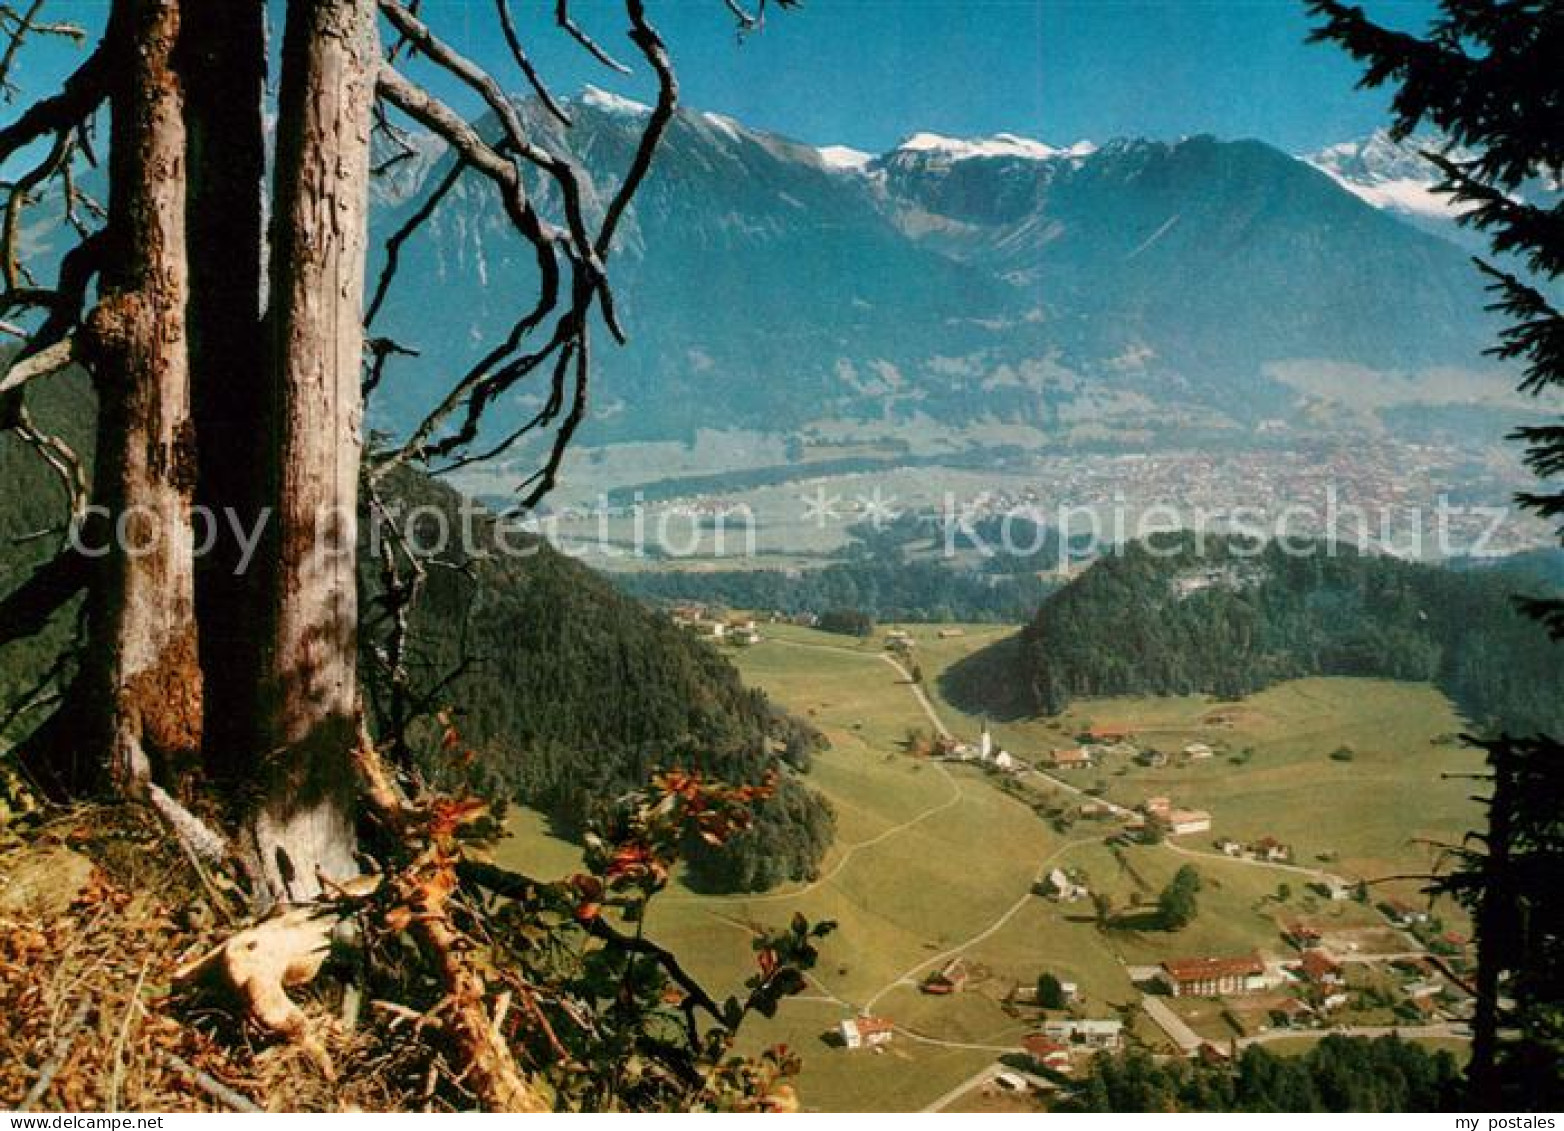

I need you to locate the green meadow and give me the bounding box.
[496,621,1484,1110]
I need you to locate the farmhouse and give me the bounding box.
[1183,742,1215,759]
[937,628,965,639]
[1022,1036,1072,1072]
[1043,1018,1124,1049]
[1251,836,1293,863]
[1086,725,1134,743]
[921,958,969,995]
[1295,949,1344,988]
[1166,808,1212,836]
[1215,838,1243,857]
[1142,797,1173,820]
[1159,954,1267,998]
[1051,746,1095,770]
[839,1015,895,1050]
[1041,867,1088,902]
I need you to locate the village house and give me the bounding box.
[1166,808,1212,836]
[1250,837,1292,863]
[1040,867,1088,902]
[1295,949,1344,989]
[1215,837,1243,857]
[669,603,707,627]
[1159,954,1268,998]
[1142,797,1172,820]
[1137,748,1169,769]
[1050,746,1095,771]
[1085,724,1134,744]
[993,750,1024,773]
[1043,1018,1124,1050]
[1021,1035,1072,1073]
[921,958,969,996]
[838,1015,895,1050]
[1284,922,1324,949]
[1320,878,1353,902]
[1269,997,1317,1029]
[1183,742,1215,760]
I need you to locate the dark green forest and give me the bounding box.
[1006,533,1564,736]
[363,472,836,893]
[1060,1036,1459,1112]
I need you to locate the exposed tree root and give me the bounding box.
[353,739,551,1112]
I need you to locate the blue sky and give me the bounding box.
[17,1,1442,154]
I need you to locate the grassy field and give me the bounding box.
[495,621,1484,1111]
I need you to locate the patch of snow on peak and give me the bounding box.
[580,84,650,118]
[818,144,873,173]
[1304,130,1470,221]
[896,131,1063,162]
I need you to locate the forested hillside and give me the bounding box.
[366,472,835,892]
[0,378,833,892]
[1010,533,1564,734]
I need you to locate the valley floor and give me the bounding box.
[496,623,1485,1112]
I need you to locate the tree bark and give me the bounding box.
[76,0,201,794]
[249,0,379,902]
[181,0,269,787]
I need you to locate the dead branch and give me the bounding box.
[0,34,105,164]
[555,1,631,74]
[493,0,571,126]
[17,998,89,1110]
[0,333,74,396]
[159,1052,264,1114]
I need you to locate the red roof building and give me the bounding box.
[1160,954,1267,997]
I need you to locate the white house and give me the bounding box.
[993,750,1024,773]
[1167,809,1212,836]
[839,1015,895,1050]
[1042,867,1087,902]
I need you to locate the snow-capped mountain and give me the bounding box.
[1303,130,1469,230]
[890,131,1096,164]
[263,93,1505,455]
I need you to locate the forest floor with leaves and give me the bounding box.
[1,804,462,1112]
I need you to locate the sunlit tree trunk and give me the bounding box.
[247,0,378,901]
[78,0,201,793]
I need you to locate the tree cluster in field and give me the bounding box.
[1155,864,1202,931]
[1016,534,1564,736]
[1059,1036,1460,1112]
[362,473,836,894]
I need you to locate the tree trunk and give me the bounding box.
[248,0,378,902]
[182,0,269,789]
[76,0,201,794]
